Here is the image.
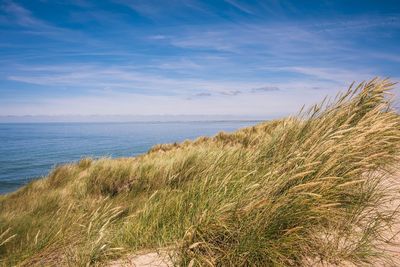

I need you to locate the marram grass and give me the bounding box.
[1,79,400,266]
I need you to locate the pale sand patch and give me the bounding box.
[108,250,173,267]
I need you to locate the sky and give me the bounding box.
[0,0,399,120]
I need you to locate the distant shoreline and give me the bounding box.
[0,114,282,123]
[0,119,265,124]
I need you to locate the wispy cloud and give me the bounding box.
[114,0,209,20]
[0,0,399,117]
[2,0,47,28]
[165,23,343,57]
[155,59,203,70]
[224,0,253,14]
[0,1,95,46]
[251,86,280,93]
[0,88,325,117]
[312,15,400,33]
[220,90,242,96]
[368,51,400,63]
[5,64,276,96]
[194,92,212,97]
[277,66,374,84]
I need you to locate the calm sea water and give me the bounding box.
[0,121,258,194]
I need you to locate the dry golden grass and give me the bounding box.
[0,79,399,266]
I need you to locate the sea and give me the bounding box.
[0,121,259,194]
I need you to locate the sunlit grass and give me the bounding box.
[0,79,399,266]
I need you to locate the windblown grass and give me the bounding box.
[0,79,399,266]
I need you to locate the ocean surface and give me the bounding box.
[0,121,259,194]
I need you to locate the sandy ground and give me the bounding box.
[108,231,400,267]
[108,250,173,267]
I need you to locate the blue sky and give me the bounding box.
[0,0,399,119]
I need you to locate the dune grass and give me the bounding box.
[0,79,400,266]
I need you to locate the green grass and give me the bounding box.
[1,79,400,266]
